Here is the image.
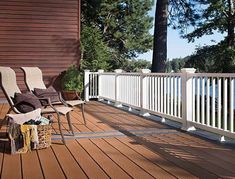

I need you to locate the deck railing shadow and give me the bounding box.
[84,101,235,177]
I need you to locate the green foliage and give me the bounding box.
[98,0,154,58]
[165,44,235,73]
[168,0,235,72]
[81,0,154,65]
[182,0,233,43]
[122,59,151,72]
[61,65,84,92]
[168,0,197,31]
[80,24,110,71]
[166,57,189,72]
[185,43,235,72]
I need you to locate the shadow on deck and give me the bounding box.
[0,101,234,179]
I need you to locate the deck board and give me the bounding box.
[51,144,87,179]
[21,151,44,179]
[104,137,177,179]
[170,133,235,172]
[120,137,198,179]
[66,140,109,179]
[150,134,235,177]
[37,147,66,179]
[0,101,235,178]
[91,138,155,179]
[1,143,22,179]
[79,138,132,178]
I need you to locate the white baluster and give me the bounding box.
[212,77,216,127]
[177,77,181,118]
[140,69,151,116]
[206,77,210,126]
[223,78,228,131]
[230,78,234,132]
[201,77,205,124]
[218,77,221,129]
[98,69,104,101]
[197,77,200,123]
[174,77,177,117]
[114,69,123,107]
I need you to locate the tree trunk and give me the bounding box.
[227,0,235,47]
[152,0,168,72]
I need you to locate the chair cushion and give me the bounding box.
[13,92,42,113]
[34,86,60,105]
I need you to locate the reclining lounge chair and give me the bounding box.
[21,67,86,125]
[0,66,73,144]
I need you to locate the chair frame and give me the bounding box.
[0,67,73,144]
[21,67,86,125]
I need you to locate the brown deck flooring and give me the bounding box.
[0,101,235,179]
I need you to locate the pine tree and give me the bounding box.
[184,0,235,48]
[180,0,235,72]
[81,0,154,70]
[152,0,235,72]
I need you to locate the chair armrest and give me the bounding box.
[75,92,83,100]
[37,97,60,112]
[37,97,53,106]
[58,92,68,107]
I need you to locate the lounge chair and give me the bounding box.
[0,66,73,144]
[21,67,86,125]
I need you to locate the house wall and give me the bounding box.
[0,0,80,101]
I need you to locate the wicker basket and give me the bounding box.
[36,124,52,149]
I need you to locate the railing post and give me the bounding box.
[98,69,104,101]
[114,69,122,107]
[140,69,151,116]
[181,68,196,131]
[84,70,90,102]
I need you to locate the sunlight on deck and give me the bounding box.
[0,101,235,179]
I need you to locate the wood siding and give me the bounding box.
[0,0,80,100]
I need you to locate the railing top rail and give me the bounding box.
[99,72,139,75]
[144,73,182,77]
[189,73,235,78]
[90,71,235,78]
[89,72,100,74]
[96,72,182,77]
[99,72,141,75]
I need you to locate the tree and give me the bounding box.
[81,0,154,70]
[152,0,168,72]
[185,43,235,72]
[80,24,110,71]
[123,59,151,72]
[152,0,194,72]
[179,0,235,72]
[165,56,189,72]
[152,0,235,73]
[183,0,235,48]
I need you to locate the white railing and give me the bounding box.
[189,73,235,139]
[84,68,235,140]
[84,70,99,99]
[118,73,141,108]
[99,73,116,100]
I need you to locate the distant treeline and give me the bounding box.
[166,43,235,73]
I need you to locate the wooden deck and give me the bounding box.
[0,101,235,179]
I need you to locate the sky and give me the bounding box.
[138,1,224,61]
